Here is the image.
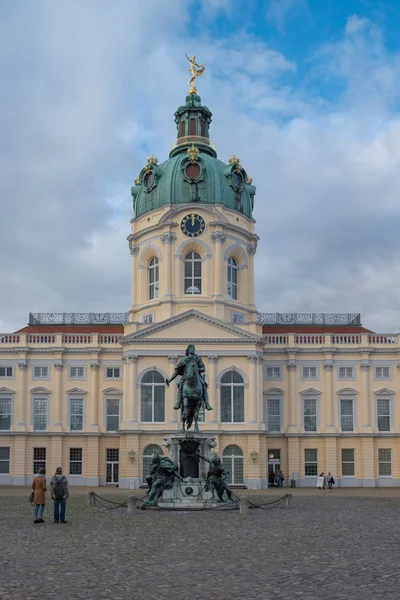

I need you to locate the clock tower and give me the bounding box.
[126,88,260,334]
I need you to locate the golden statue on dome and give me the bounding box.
[186,54,205,95]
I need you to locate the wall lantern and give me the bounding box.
[250,451,259,463]
[128,450,136,462]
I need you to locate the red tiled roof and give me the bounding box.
[16,325,125,334]
[262,325,373,334]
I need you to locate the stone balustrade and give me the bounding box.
[0,332,123,348]
[263,332,399,346]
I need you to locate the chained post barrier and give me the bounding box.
[127,495,137,515]
[239,495,249,516]
[87,491,96,507]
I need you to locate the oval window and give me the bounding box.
[185,163,201,180]
[144,172,154,189]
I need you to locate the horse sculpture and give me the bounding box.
[180,356,203,432]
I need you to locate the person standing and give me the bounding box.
[50,467,69,523]
[277,470,285,488]
[32,467,47,524]
[326,472,335,489]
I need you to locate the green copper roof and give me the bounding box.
[131,94,256,219]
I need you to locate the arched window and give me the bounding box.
[222,445,244,485]
[184,251,202,294]
[148,257,159,300]
[220,371,245,423]
[142,444,163,483]
[141,370,165,422]
[227,257,238,300]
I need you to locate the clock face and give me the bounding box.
[180,213,206,237]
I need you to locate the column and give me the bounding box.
[287,360,297,432]
[129,243,139,307]
[247,355,258,425]
[89,361,99,432]
[166,356,178,426]
[15,361,27,431]
[361,360,372,432]
[53,362,63,431]
[162,232,176,299]
[247,245,257,307]
[128,355,138,424]
[212,232,226,314]
[324,360,335,432]
[207,355,218,426]
[122,357,130,426]
[258,356,264,427]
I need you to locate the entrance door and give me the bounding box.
[268,449,281,487]
[106,449,119,485]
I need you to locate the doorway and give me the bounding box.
[106,449,119,485]
[268,449,281,487]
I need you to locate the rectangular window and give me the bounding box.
[33,447,46,474]
[375,366,390,379]
[190,118,196,135]
[0,398,12,430]
[266,367,281,380]
[377,399,391,432]
[105,367,121,379]
[200,120,206,137]
[378,448,392,476]
[69,366,85,379]
[33,398,47,431]
[141,314,154,324]
[338,366,354,380]
[340,399,354,432]
[69,448,83,475]
[232,313,245,324]
[0,366,13,378]
[180,121,186,137]
[106,399,120,431]
[341,448,355,476]
[267,398,281,432]
[302,367,317,379]
[33,366,49,379]
[303,398,317,432]
[0,447,10,474]
[70,398,84,431]
[304,449,318,476]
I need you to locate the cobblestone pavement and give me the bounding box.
[1,488,400,600]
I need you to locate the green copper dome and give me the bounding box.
[131,94,256,219]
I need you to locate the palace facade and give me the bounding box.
[1,89,399,488]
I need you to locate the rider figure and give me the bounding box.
[165,344,212,411]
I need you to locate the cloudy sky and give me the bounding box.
[1,0,400,332]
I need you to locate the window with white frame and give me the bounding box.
[340,398,354,432]
[303,398,317,432]
[0,447,10,474]
[184,251,202,294]
[338,366,354,380]
[227,256,238,300]
[33,447,46,474]
[69,398,84,431]
[0,366,13,378]
[106,398,120,431]
[375,366,391,380]
[69,366,85,380]
[220,371,245,423]
[141,370,165,422]
[33,398,48,431]
[267,397,281,432]
[33,366,49,379]
[69,448,83,475]
[302,366,318,379]
[222,445,244,485]
[141,313,154,324]
[231,313,245,324]
[148,257,159,300]
[378,448,392,476]
[304,449,318,476]
[105,367,121,380]
[341,448,355,476]
[0,398,12,430]
[266,367,281,380]
[377,398,391,432]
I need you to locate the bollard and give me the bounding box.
[127,495,137,515]
[87,491,96,507]
[239,495,249,516]
[285,493,292,508]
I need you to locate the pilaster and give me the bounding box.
[207,355,218,429]
[287,359,298,433]
[324,359,336,433]
[52,361,63,432]
[360,358,373,433]
[89,361,99,432]
[247,355,258,426]
[166,356,178,426]
[211,232,226,319]
[15,361,27,431]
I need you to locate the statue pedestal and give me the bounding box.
[158,432,229,509]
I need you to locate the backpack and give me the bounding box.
[53,476,65,499]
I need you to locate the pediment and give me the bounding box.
[337,387,358,395]
[300,387,321,396]
[66,387,87,395]
[103,387,122,395]
[122,310,262,345]
[374,387,395,396]
[264,387,284,396]
[30,387,51,394]
[0,386,15,395]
